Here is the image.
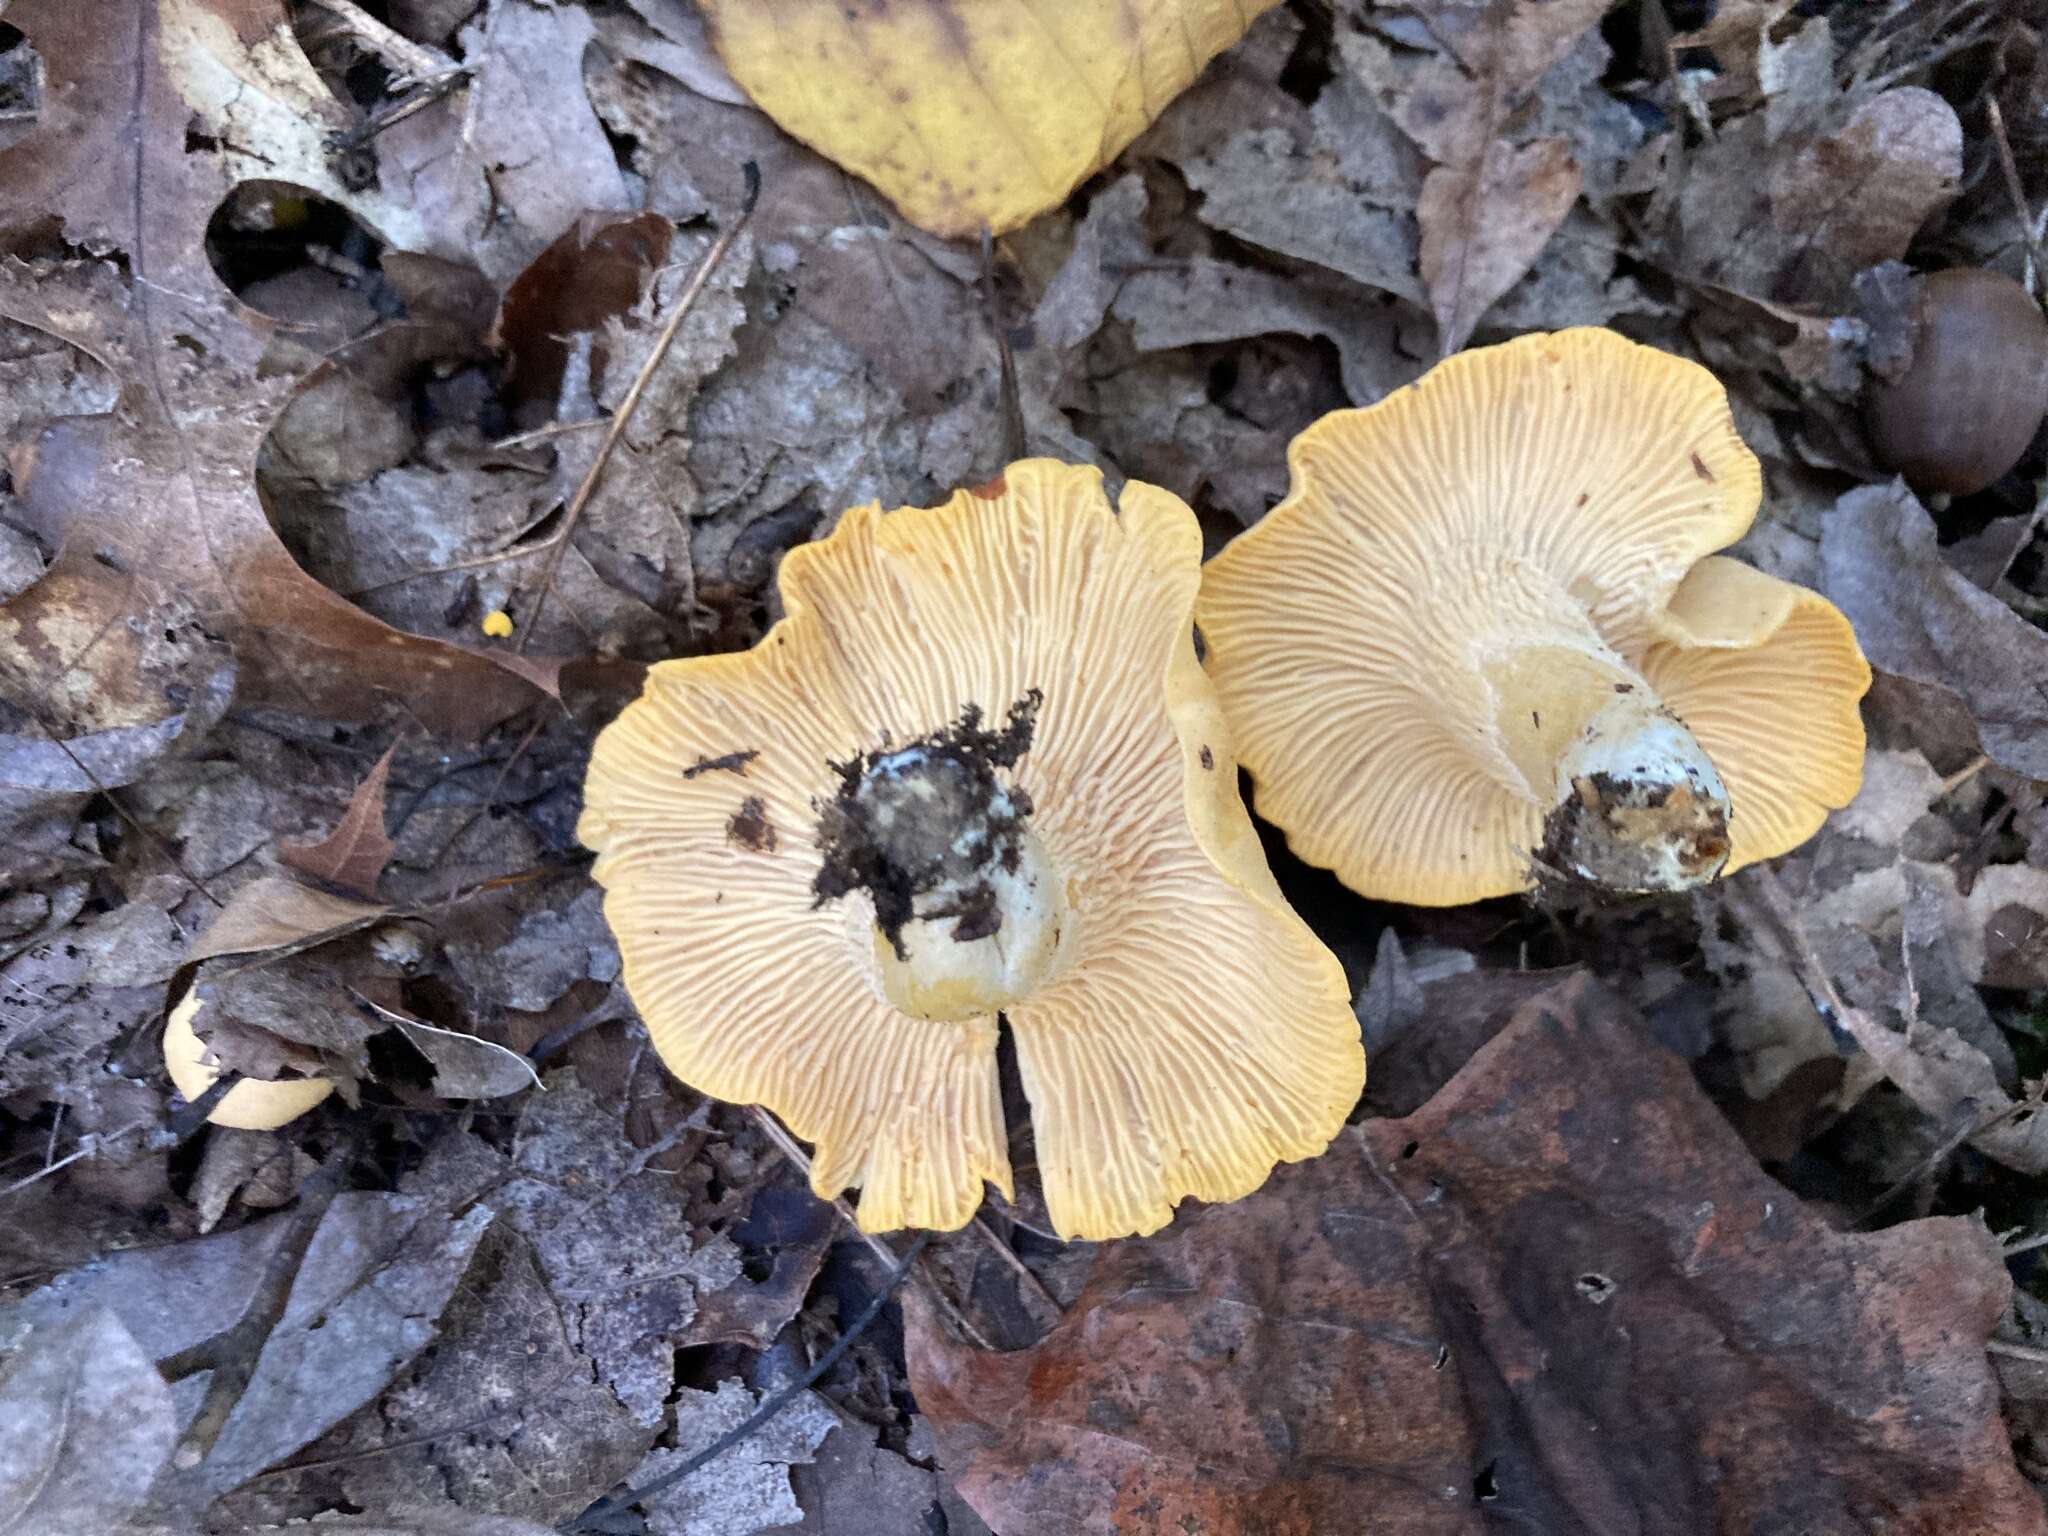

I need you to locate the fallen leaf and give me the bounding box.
[1766,87,1962,294]
[196,1201,495,1497]
[910,976,2042,1535]
[493,211,675,416]
[338,1223,655,1524]
[444,1,636,282]
[697,0,1283,238]
[187,875,390,965]
[281,743,399,900]
[1418,136,1581,355]
[1676,86,1961,307]
[775,1415,979,1536]
[0,554,235,792]
[1391,0,1611,352]
[0,1307,176,1534]
[200,1512,560,1536]
[497,1071,751,1426]
[1821,480,2048,779]
[1183,36,1426,306]
[441,885,620,1015]
[0,2,555,733]
[1110,255,1426,411]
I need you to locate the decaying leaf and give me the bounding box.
[1822,480,2048,779]
[1395,0,1612,352]
[0,4,556,732]
[697,0,1283,238]
[629,1378,836,1536]
[339,1223,656,1524]
[0,1306,176,1534]
[910,976,2042,1535]
[1676,82,1961,307]
[1418,135,1581,355]
[197,1202,495,1496]
[0,557,235,793]
[496,1071,750,1425]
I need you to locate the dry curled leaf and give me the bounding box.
[910,976,2040,1535]
[281,743,399,900]
[697,0,1283,238]
[1397,0,1611,353]
[187,875,391,965]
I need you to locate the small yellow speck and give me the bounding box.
[481,610,514,638]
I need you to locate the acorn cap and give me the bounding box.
[163,990,335,1132]
[580,461,1361,1240]
[1195,328,1871,906]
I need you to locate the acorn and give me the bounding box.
[1864,268,2048,496]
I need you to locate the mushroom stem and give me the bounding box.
[1486,635,1731,895]
[874,827,1066,1021]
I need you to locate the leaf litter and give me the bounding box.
[1,0,2046,1532]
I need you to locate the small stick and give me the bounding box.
[565,1230,934,1534]
[971,1213,1062,1321]
[516,164,761,653]
[1986,98,2046,297]
[311,0,458,83]
[747,1105,996,1350]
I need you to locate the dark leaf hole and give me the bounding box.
[0,24,42,154]
[204,180,387,319]
[1473,1460,1499,1501]
[1577,1272,1617,1304]
[1399,1140,1420,1160]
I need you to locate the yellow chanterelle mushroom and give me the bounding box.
[1196,328,1872,906]
[163,989,335,1131]
[579,461,1362,1240]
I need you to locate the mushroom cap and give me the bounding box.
[1195,328,1870,905]
[163,990,335,1132]
[696,0,1281,239]
[580,460,1362,1240]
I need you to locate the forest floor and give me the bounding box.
[4,2,2048,1533]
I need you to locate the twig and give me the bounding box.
[1935,753,1991,800]
[566,1230,935,1534]
[746,1106,997,1349]
[334,70,468,150]
[515,163,761,653]
[0,1115,162,1199]
[2001,1230,2048,1258]
[1988,1338,2048,1365]
[981,226,1026,464]
[311,0,458,82]
[493,417,610,453]
[1986,98,2046,298]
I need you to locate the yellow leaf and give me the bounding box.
[698,0,1283,238]
[481,609,514,638]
